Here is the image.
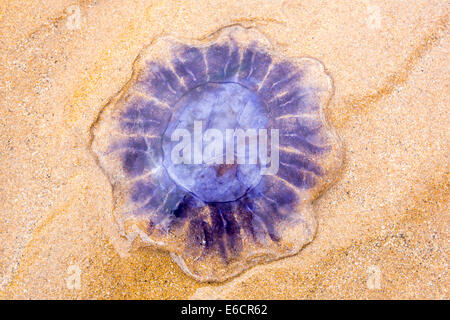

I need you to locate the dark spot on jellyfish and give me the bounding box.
[122,150,148,176]
[214,163,235,177]
[90,26,343,282]
[171,193,201,220]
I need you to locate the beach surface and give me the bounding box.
[0,0,448,299]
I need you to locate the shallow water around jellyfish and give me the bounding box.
[90,26,344,282]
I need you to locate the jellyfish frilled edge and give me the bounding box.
[90,26,344,282]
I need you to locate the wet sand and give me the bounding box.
[0,0,448,299]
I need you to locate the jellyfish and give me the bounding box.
[90,26,344,282]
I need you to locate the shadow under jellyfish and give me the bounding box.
[91,26,344,282]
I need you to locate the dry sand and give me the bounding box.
[0,0,448,299]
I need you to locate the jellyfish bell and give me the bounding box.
[90,25,344,282]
